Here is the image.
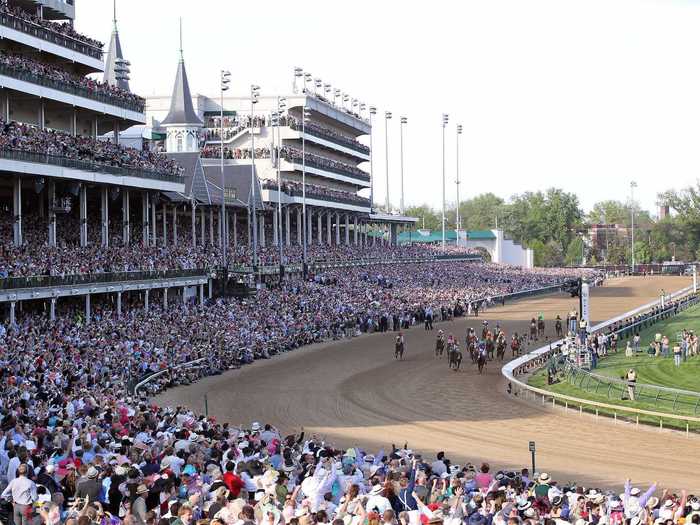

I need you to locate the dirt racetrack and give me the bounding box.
[156,275,698,491]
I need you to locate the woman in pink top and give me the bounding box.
[474,463,493,490]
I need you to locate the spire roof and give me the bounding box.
[161,19,203,127]
[103,0,131,92]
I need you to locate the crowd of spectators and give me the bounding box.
[204,116,268,142]
[260,181,370,207]
[0,51,145,111]
[200,147,271,160]
[0,0,104,49]
[0,120,183,177]
[278,147,368,180]
[285,116,369,154]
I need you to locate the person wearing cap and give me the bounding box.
[75,465,101,501]
[1,463,37,525]
[623,478,657,513]
[534,473,552,499]
[131,484,150,525]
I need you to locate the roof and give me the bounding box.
[467,230,497,240]
[103,23,130,92]
[161,59,203,127]
[396,229,496,244]
[202,164,263,208]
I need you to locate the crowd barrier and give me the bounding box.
[501,285,700,433]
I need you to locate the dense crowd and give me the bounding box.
[260,181,370,206]
[200,147,271,160]
[0,1,104,49]
[278,147,368,180]
[0,120,183,177]
[0,51,145,111]
[285,117,369,154]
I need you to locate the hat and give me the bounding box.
[517,501,531,512]
[647,497,660,509]
[188,433,199,442]
[183,464,197,476]
[630,488,641,497]
[551,496,563,507]
[364,455,375,463]
[585,489,599,499]
[251,422,261,432]
[538,473,551,483]
[137,484,149,494]
[369,485,383,496]
[369,465,381,477]
[160,458,171,470]
[630,517,642,525]
[45,464,55,474]
[86,467,99,479]
[663,500,675,509]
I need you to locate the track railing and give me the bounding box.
[501,285,700,433]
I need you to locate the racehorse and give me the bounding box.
[529,318,538,342]
[485,335,495,361]
[477,348,487,374]
[496,334,507,361]
[511,334,521,357]
[448,346,462,370]
[435,332,445,358]
[537,317,545,338]
[394,335,405,360]
[555,316,563,338]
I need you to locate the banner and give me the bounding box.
[581,282,590,328]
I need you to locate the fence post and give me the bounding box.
[596,409,599,419]
[636,415,639,428]
[580,405,582,416]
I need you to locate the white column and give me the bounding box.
[72,108,77,136]
[163,288,168,311]
[116,291,122,318]
[85,295,91,324]
[259,214,266,247]
[233,213,238,247]
[307,208,313,245]
[296,208,302,245]
[326,212,332,245]
[172,205,178,246]
[317,212,322,245]
[190,202,196,247]
[79,184,87,247]
[285,206,291,246]
[13,176,22,246]
[353,216,358,245]
[122,190,130,245]
[144,290,149,313]
[273,208,279,246]
[200,208,206,246]
[47,180,56,247]
[50,298,56,322]
[9,301,16,326]
[199,283,204,305]
[151,200,157,247]
[142,192,150,247]
[209,208,214,246]
[336,212,341,245]
[101,187,109,247]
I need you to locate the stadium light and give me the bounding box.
[293,67,303,93]
[384,111,392,212]
[301,106,313,272]
[400,116,407,215]
[219,69,232,271]
[369,106,377,211]
[456,124,463,233]
[250,84,261,268]
[442,114,449,249]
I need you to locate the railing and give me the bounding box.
[133,357,208,397]
[0,62,145,113]
[0,149,183,184]
[281,153,370,182]
[0,11,102,60]
[288,120,370,155]
[0,268,211,290]
[285,187,371,207]
[502,285,700,432]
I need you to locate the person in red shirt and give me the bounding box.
[222,461,244,497]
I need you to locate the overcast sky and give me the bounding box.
[79,0,700,215]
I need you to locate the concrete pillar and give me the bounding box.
[113,120,119,145]
[273,208,279,246]
[116,291,122,318]
[151,200,157,247]
[79,184,87,247]
[162,205,167,247]
[122,190,130,245]
[224,210,229,248]
[296,208,302,245]
[190,202,196,247]
[4,93,10,122]
[172,205,178,246]
[182,287,187,305]
[50,298,56,322]
[326,212,332,245]
[13,176,22,246]
[144,289,149,313]
[259,214,266,247]
[47,180,56,247]
[209,208,214,246]
[233,213,238,247]
[208,279,213,299]
[9,301,15,326]
[142,192,150,247]
[336,212,341,245]
[200,208,205,245]
[163,288,168,311]
[353,216,358,245]
[317,211,322,245]
[39,98,45,130]
[307,209,313,246]
[285,206,291,246]
[85,295,91,324]
[199,283,204,305]
[101,187,109,247]
[71,109,77,137]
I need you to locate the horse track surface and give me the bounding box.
[157,275,698,491]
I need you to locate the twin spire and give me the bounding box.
[103,0,130,92]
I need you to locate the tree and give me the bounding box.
[565,236,585,267]
[405,205,440,230]
[458,193,506,231]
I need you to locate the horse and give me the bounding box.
[448,347,462,371]
[477,349,487,374]
[435,335,445,358]
[529,319,538,342]
[511,335,521,357]
[468,340,477,363]
[485,337,495,361]
[555,317,563,338]
[394,337,405,360]
[537,318,545,338]
[496,335,506,361]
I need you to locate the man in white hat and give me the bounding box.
[623,478,657,517]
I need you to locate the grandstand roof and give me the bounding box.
[161,57,203,127]
[103,7,130,92]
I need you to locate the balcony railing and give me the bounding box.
[0,11,102,60]
[288,119,370,155]
[286,187,370,207]
[0,149,183,184]
[0,62,145,113]
[0,268,211,290]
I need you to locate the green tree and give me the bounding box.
[405,205,440,230]
[565,236,585,266]
[458,193,506,231]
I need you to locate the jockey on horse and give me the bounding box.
[537,312,545,338]
[481,321,489,340]
[394,333,405,360]
[485,331,495,361]
[555,315,563,338]
[435,330,446,358]
[448,339,462,371]
[496,331,507,361]
[511,333,521,357]
[529,317,538,342]
[476,343,488,374]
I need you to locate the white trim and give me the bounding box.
[281,160,370,187]
[262,189,370,213]
[280,128,370,161]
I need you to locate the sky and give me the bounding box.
[78,0,700,216]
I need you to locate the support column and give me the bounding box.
[113,120,120,145]
[208,279,213,299]
[116,291,122,318]
[144,289,149,313]
[209,208,214,246]
[199,284,204,305]
[259,213,266,247]
[172,205,178,246]
[200,208,206,246]
[39,98,45,130]
[50,298,56,322]
[163,288,168,311]
[345,214,350,245]
[327,212,332,245]
[13,176,22,246]
[224,210,229,248]
[233,213,238,247]
[335,212,341,245]
[317,211,322,245]
[101,187,109,247]
[79,184,87,247]
[151,199,157,247]
[5,93,10,122]
[85,295,91,324]
[9,301,16,326]
[273,208,279,246]
[142,192,150,248]
[307,209,313,245]
[285,206,291,246]
[354,216,358,245]
[122,190,130,245]
[190,202,197,247]
[162,205,167,247]
[71,109,77,136]
[47,180,56,247]
[296,208,302,245]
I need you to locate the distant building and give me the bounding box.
[587,223,628,253]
